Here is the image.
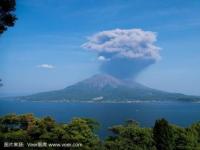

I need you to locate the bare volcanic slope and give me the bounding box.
[18,74,200,102]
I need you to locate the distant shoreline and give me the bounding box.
[1,99,199,104]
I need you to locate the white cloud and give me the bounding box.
[97,56,110,61]
[82,28,161,61]
[37,64,55,69]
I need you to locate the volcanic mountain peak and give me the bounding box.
[73,74,149,90]
[74,74,124,89]
[17,74,200,102]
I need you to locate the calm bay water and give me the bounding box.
[1,100,200,137]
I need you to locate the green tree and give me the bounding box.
[0,113,20,132]
[3,130,29,142]
[153,118,175,150]
[0,0,17,34]
[191,121,200,143]
[104,120,156,150]
[2,114,200,150]
[0,0,17,87]
[0,114,102,149]
[63,118,101,150]
[19,113,36,130]
[174,127,199,150]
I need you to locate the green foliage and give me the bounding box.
[0,114,101,149]
[1,114,200,149]
[153,118,175,150]
[191,121,200,143]
[3,130,29,141]
[173,126,199,150]
[0,0,17,34]
[104,120,156,150]
[62,118,100,150]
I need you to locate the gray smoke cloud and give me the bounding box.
[82,28,161,79]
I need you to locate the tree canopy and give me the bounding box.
[0,0,17,34]
[0,0,17,87]
[1,114,200,149]
[153,118,175,150]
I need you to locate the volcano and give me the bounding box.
[19,74,199,102]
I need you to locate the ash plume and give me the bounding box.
[82,28,161,79]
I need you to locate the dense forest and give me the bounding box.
[1,114,200,149]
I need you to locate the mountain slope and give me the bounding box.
[18,74,200,102]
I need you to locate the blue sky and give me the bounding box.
[0,0,200,96]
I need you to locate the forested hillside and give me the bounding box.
[1,114,200,149]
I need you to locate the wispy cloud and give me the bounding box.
[37,64,55,69]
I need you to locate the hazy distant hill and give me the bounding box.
[18,74,200,102]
